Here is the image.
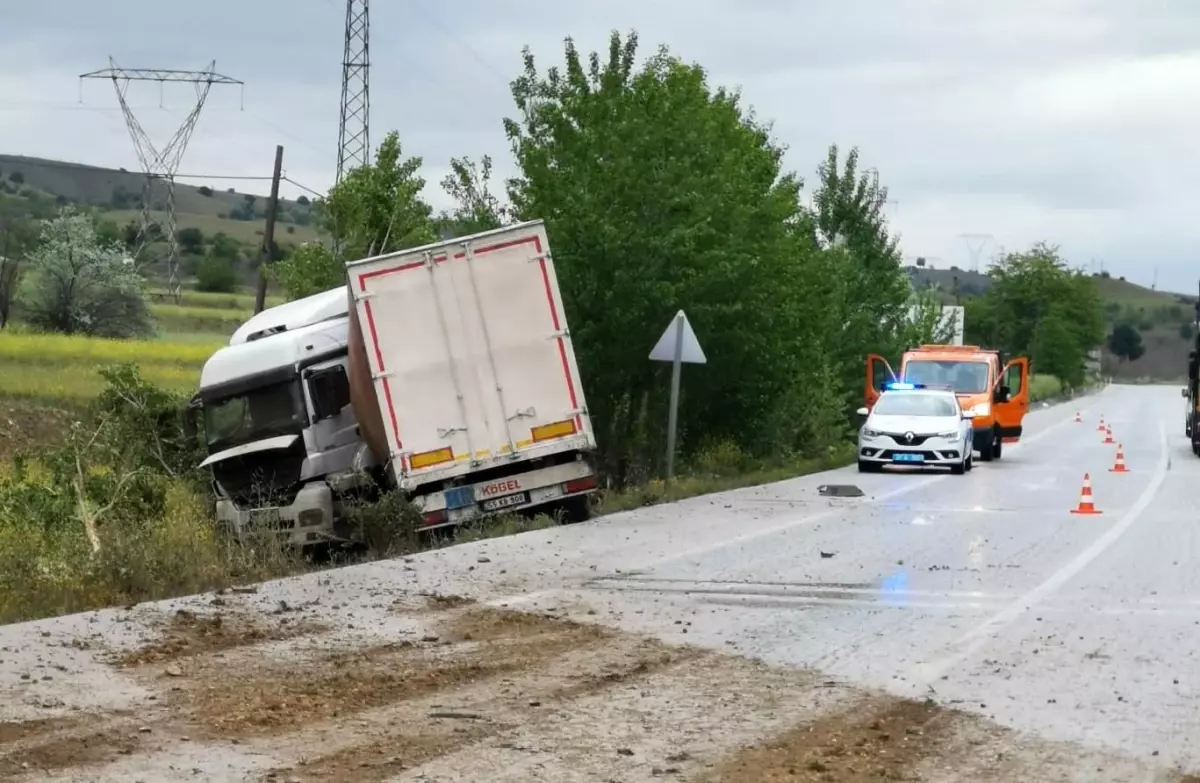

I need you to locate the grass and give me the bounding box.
[0,331,220,402]
[107,209,321,246]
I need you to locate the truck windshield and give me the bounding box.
[903,360,990,394]
[203,381,304,451]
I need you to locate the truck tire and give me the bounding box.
[976,433,993,462]
[559,494,592,524]
[992,430,1003,459]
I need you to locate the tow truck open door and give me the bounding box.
[995,356,1029,442]
[865,354,896,410]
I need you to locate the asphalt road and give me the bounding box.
[3,383,1197,780]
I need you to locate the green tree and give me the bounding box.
[434,155,508,238]
[271,132,435,299]
[811,145,914,378]
[195,254,237,293]
[323,131,435,258]
[269,242,342,299]
[963,242,1104,360]
[1108,323,1145,362]
[176,227,205,255]
[1031,308,1085,388]
[505,31,846,478]
[18,208,154,338]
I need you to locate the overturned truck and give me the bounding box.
[187,221,600,546]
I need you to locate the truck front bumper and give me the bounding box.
[215,481,336,547]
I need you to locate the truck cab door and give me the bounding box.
[995,357,1029,442]
[865,354,896,410]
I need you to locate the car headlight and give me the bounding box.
[935,430,958,439]
[861,427,882,438]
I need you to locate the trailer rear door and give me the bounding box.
[347,221,595,489]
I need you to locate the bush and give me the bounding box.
[195,254,237,293]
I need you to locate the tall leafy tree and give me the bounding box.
[964,242,1104,361]
[434,155,509,238]
[809,145,913,396]
[505,31,840,477]
[271,131,435,300]
[1032,307,1085,388]
[18,208,153,338]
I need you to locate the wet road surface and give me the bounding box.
[2,383,1197,780]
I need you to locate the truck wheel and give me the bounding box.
[559,494,592,524]
[976,434,993,462]
[992,431,1003,459]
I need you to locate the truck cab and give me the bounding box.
[864,345,1029,462]
[193,288,377,547]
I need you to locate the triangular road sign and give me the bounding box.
[650,310,706,364]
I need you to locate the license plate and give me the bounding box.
[482,492,529,512]
[892,453,925,464]
[444,486,475,510]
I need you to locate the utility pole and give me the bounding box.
[254,145,284,315]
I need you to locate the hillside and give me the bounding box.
[907,265,1197,381]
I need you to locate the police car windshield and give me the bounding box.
[874,393,957,417]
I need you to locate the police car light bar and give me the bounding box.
[883,381,922,390]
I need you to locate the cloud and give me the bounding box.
[2,1,1200,290]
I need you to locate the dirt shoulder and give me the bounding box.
[0,589,1189,783]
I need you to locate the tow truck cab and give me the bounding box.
[864,345,1030,462]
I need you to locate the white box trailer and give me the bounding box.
[346,220,598,525]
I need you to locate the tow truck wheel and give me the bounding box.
[976,435,994,462]
[992,431,1003,459]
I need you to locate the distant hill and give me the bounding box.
[0,154,322,247]
[905,264,1197,381]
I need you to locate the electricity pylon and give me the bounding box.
[80,59,242,302]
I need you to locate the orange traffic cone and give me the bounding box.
[1103,425,1115,445]
[1070,473,1103,515]
[1075,411,1082,423]
[1109,444,1129,473]
[1097,415,1106,432]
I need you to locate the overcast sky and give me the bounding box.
[2,1,1199,291]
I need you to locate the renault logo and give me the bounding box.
[904,431,915,443]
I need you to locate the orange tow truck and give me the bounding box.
[864,345,1030,462]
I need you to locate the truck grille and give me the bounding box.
[211,438,306,507]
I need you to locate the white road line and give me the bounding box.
[911,417,1169,686]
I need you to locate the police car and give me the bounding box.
[856,382,975,474]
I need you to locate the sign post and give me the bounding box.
[649,310,707,479]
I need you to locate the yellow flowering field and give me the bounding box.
[0,331,223,401]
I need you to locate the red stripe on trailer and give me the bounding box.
[353,231,584,465]
[360,297,408,473]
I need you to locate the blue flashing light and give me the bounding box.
[883,381,922,391]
